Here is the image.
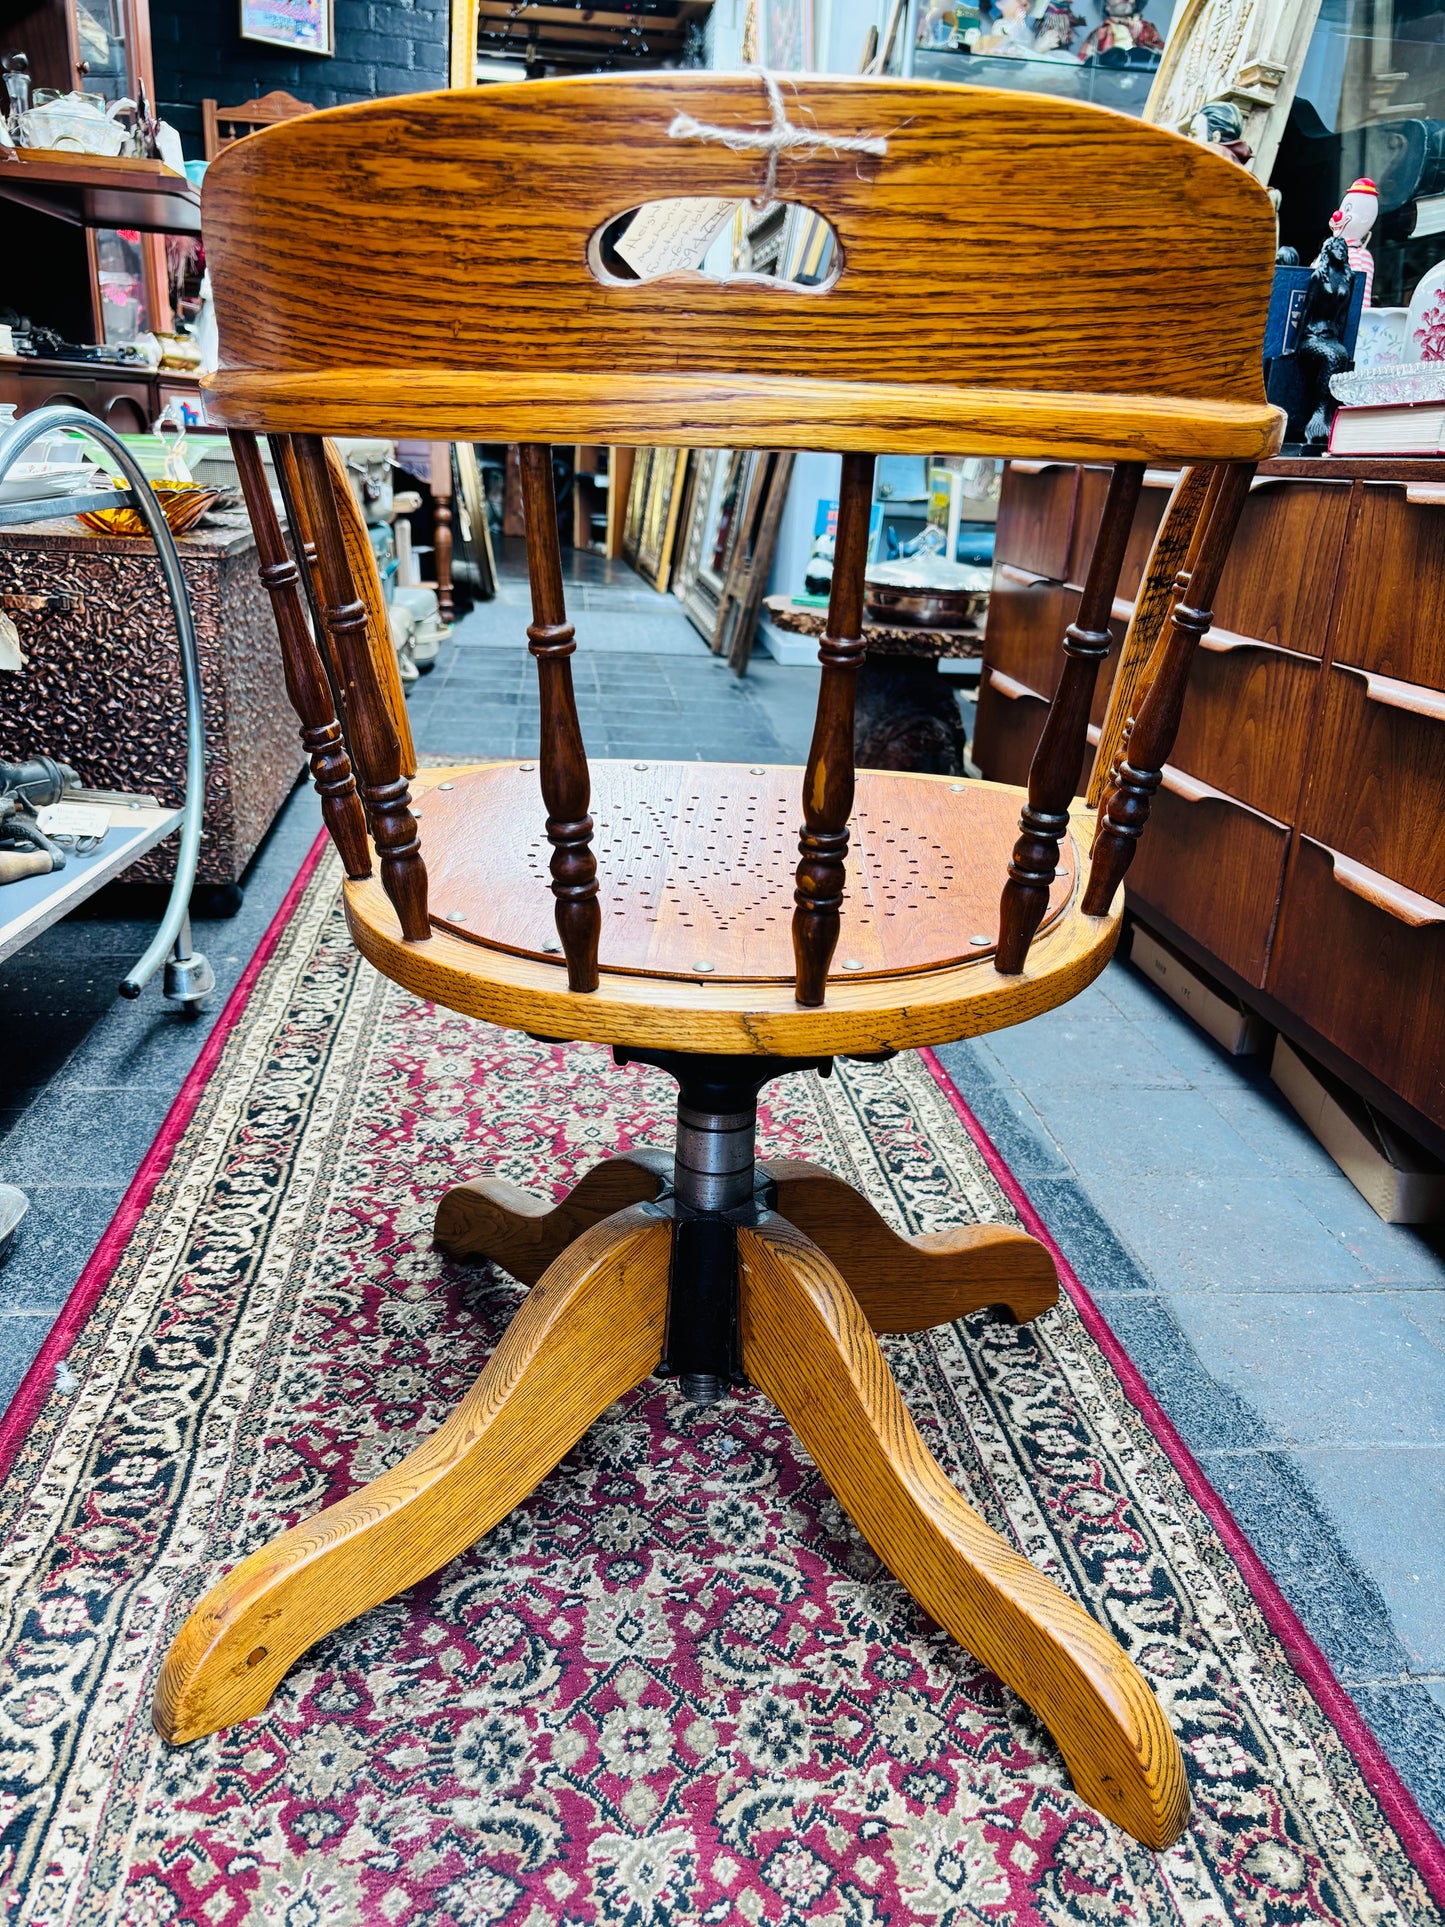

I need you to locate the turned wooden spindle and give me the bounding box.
[995,461,1145,974]
[1083,462,1255,917]
[231,431,371,881]
[292,433,430,942]
[792,450,875,1007]
[519,441,601,993]
[1086,464,1216,813]
[269,436,327,645]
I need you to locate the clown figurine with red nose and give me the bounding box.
[1330,177,1378,307]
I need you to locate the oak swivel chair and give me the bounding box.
[153,74,1283,1851]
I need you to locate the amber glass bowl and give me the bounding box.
[77,481,219,538]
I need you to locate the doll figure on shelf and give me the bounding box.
[1078,0,1163,61]
[1329,177,1378,308]
[1188,98,1253,167]
[1033,2,1085,55]
[972,0,1041,56]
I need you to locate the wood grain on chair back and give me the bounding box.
[198,73,1280,463]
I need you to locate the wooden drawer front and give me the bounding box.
[973,667,1049,788]
[1302,666,1445,904]
[995,463,1078,581]
[984,570,1123,715]
[1208,479,1350,658]
[984,570,1072,699]
[1268,837,1445,1129]
[1335,483,1445,685]
[1170,636,1319,824]
[1124,770,1288,987]
[1068,466,1170,598]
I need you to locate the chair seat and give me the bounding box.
[419,762,1072,983]
[342,765,1116,1058]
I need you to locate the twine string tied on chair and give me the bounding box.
[667,70,888,211]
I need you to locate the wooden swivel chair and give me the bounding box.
[152,75,1282,1851]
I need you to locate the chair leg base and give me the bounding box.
[158,1167,1185,1851]
[437,1151,1059,1332]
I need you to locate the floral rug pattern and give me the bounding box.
[0,853,1439,1926]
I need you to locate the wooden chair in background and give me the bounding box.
[200,89,314,161]
[152,74,1282,1851]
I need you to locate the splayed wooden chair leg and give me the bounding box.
[154,1206,672,1745]
[738,1214,1190,1849]
[759,1159,1058,1330]
[434,1150,673,1282]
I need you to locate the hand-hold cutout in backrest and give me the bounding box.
[589,201,841,289]
[199,72,1279,438]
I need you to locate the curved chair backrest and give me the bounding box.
[209,75,1282,1008]
[201,73,1279,464]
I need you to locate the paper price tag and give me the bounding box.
[35,803,112,840]
[615,197,736,281]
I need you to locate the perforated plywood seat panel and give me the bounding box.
[418,763,1071,983]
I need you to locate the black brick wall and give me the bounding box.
[152,0,449,148]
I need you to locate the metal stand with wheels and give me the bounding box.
[0,404,214,1006]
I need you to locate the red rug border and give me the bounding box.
[0,829,332,1488]
[0,864,1437,1895]
[918,1044,1445,1904]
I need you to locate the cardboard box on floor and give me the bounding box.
[1271,1037,1445,1227]
[1127,922,1269,1057]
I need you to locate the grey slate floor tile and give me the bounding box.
[0,1314,53,1410]
[1192,1446,1417,1684]
[1168,1291,1445,1446]
[0,1183,127,1313]
[1287,1445,1445,1672]
[1347,1683,1445,1835]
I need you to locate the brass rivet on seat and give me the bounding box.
[542,940,562,954]
[950,783,966,792]
[969,933,990,946]
[692,959,714,973]
[841,958,864,972]
[449,910,468,923]
[439,782,454,791]
[634,762,649,771]
[750,766,766,775]
[519,762,536,772]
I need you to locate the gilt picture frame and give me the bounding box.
[635,448,689,593]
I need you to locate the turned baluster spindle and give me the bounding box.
[791,450,876,1007]
[1083,462,1255,917]
[292,433,430,942]
[995,461,1145,974]
[270,436,327,646]
[232,431,371,881]
[519,441,601,994]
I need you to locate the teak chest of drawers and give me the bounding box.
[976,456,1445,1154]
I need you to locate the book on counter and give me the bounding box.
[1327,361,1445,455]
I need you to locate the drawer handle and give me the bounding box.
[1005,460,1068,477]
[996,563,1050,589]
[1158,763,1287,829]
[1405,484,1445,507]
[1197,626,1315,662]
[987,667,1046,703]
[1338,663,1445,725]
[1311,838,1445,927]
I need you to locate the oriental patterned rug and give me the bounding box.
[2,841,1443,1927]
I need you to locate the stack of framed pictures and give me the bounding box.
[620,447,689,592]
[616,201,827,663]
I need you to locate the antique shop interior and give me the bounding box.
[0,0,1444,1918]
